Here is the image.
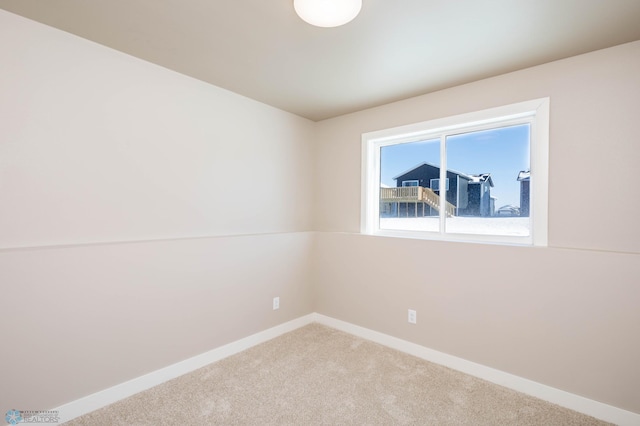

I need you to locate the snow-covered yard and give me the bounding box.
[380,216,530,236]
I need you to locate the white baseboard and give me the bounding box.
[313,313,640,426]
[55,313,639,426]
[55,314,315,423]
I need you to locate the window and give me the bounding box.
[361,98,549,246]
[429,178,449,192]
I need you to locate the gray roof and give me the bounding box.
[393,162,473,181]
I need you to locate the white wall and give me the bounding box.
[313,40,640,413]
[0,10,315,410]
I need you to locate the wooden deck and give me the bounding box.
[380,186,456,217]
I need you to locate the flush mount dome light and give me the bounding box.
[294,0,362,27]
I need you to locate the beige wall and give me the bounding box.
[2,7,640,417]
[0,10,315,410]
[0,10,314,249]
[313,40,640,412]
[1,233,313,410]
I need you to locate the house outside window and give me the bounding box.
[361,98,549,246]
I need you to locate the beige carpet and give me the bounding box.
[64,324,610,425]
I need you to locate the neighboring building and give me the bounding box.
[467,173,495,217]
[496,204,521,217]
[517,170,530,217]
[382,162,494,217]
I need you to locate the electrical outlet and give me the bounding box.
[408,309,417,324]
[273,297,280,310]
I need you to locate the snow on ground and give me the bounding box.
[380,216,530,236]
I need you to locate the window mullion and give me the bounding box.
[439,134,447,234]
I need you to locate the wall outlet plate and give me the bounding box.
[408,309,417,324]
[273,297,280,310]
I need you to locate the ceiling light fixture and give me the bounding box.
[294,0,362,28]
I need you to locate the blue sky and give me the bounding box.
[380,124,530,207]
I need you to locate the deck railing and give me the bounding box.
[380,186,420,201]
[380,186,456,217]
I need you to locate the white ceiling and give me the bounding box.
[2,0,640,121]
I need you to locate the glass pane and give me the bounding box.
[444,124,530,236]
[379,139,440,232]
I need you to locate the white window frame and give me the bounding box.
[401,180,419,187]
[361,98,549,246]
